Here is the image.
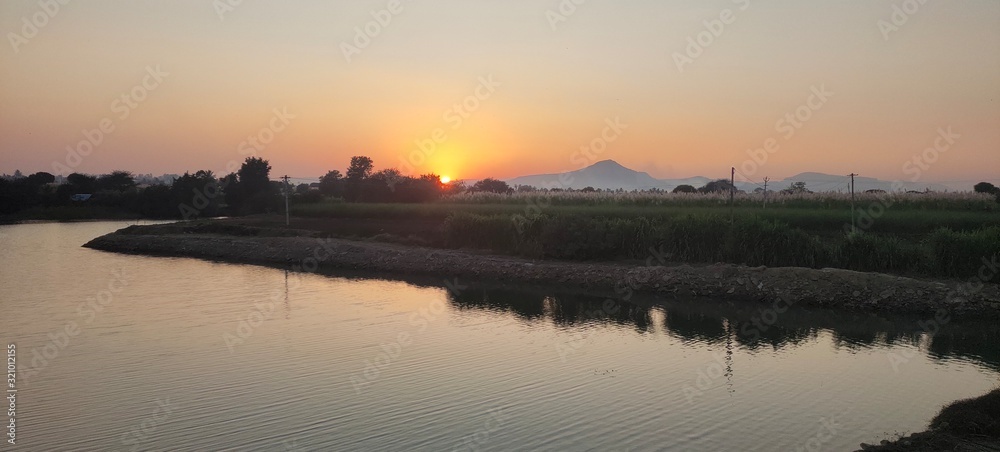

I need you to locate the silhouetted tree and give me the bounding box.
[345,156,374,201]
[66,173,98,193]
[346,156,374,181]
[672,184,697,194]
[782,181,811,194]
[229,157,277,214]
[237,157,272,196]
[135,184,174,218]
[96,171,137,192]
[171,170,221,218]
[974,182,998,194]
[698,179,733,194]
[319,170,343,197]
[25,172,55,186]
[470,178,512,194]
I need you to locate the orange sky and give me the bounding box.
[1,1,998,185]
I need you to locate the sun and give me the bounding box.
[440,176,452,184]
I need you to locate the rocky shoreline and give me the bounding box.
[82,228,1000,318]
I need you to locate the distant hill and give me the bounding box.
[507,160,667,191]
[506,160,957,192]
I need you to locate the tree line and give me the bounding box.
[0,155,518,219]
[2,157,997,219]
[0,157,282,219]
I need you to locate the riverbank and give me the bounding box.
[83,223,1000,318]
[858,388,1000,451]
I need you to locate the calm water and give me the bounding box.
[1,222,998,451]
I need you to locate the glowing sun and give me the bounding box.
[440,176,452,184]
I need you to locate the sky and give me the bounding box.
[1,0,998,186]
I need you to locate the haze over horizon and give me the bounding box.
[1,1,998,185]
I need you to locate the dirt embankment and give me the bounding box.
[83,225,1000,318]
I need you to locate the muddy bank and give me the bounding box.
[83,229,1000,318]
[857,388,1000,451]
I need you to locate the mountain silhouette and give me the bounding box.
[505,160,954,192]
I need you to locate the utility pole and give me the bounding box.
[282,175,290,226]
[763,177,770,210]
[730,167,736,223]
[849,173,857,234]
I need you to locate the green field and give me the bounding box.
[286,193,1000,282]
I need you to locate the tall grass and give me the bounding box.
[293,202,1000,235]
[926,227,1000,281]
[442,212,1000,280]
[443,190,998,211]
[288,194,1000,279]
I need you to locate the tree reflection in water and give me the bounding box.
[442,282,1000,372]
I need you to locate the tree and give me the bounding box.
[974,182,999,194]
[698,179,733,194]
[171,170,221,218]
[135,184,174,218]
[344,156,375,202]
[319,170,343,197]
[232,157,276,214]
[672,184,697,194]
[96,171,137,192]
[25,172,55,186]
[67,173,98,193]
[237,157,272,197]
[371,168,403,189]
[782,181,811,195]
[346,156,374,181]
[470,178,512,194]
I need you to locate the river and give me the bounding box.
[1,221,997,451]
